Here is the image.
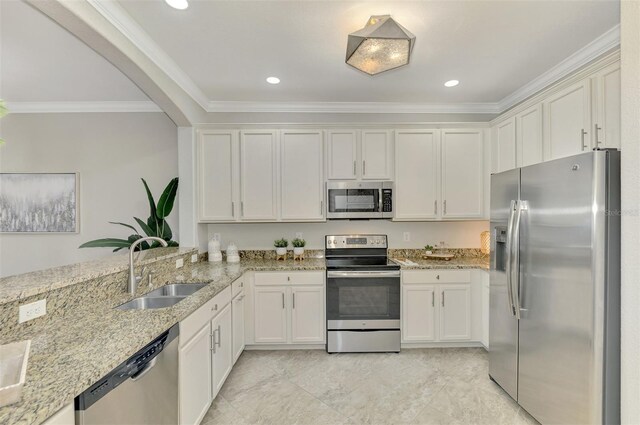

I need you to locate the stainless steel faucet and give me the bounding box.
[129,237,169,295]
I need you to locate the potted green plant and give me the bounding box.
[425,244,435,255]
[292,238,306,257]
[274,238,288,257]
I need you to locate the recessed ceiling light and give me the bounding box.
[266,77,281,85]
[165,0,188,10]
[444,80,459,87]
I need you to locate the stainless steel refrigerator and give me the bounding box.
[489,150,620,425]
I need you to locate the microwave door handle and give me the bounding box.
[505,200,516,316]
[512,201,526,319]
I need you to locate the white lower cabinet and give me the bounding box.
[439,285,471,341]
[179,286,232,425]
[251,272,325,345]
[401,270,480,344]
[481,271,490,348]
[232,290,246,363]
[211,304,233,397]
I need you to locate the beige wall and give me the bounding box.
[620,2,640,423]
[0,112,178,277]
[207,220,489,251]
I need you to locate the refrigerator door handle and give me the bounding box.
[511,200,526,320]
[505,200,517,316]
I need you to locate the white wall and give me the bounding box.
[207,221,489,251]
[620,2,640,423]
[0,112,178,277]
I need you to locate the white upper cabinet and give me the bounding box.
[592,62,621,149]
[198,131,238,222]
[544,79,592,160]
[493,117,516,172]
[280,130,324,221]
[394,130,439,220]
[361,130,393,180]
[516,104,543,167]
[441,130,484,219]
[327,130,358,179]
[240,130,278,220]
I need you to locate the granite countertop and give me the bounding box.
[392,256,490,270]
[0,258,325,425]
[1,254,485,425]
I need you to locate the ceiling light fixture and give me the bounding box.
[346,15,416,76]
[165,0,188,10]
[444,80,460,87]
[266,77,281,85]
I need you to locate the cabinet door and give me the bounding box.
[232,292,245,364]
[544,80,592,160]
[198,131,238,222]
[441,130,484,218]
[482,278,490,348]
[291,286,325,343]
[240,131,278,220]
[327,130,357,180]
[280,130,324,221]
[517,104,543,167]
[402,284,436,342]
[394,130,439,220]
[493,118,516,172]
[179,323,212,425]
[254,286,288,343]
[439,285,471,341]
[211,304,233,397]
[593,62,620,149]
[361,130,392,180]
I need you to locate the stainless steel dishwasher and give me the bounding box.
[75,324,179,425]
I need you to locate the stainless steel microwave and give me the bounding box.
[326,181,393,220]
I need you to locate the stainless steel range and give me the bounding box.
[325,235,401,353]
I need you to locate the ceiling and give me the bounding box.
[117,0,619,105]
[0,0,148,102]
[1,0,620,111]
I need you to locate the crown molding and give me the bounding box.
[497,24,620,112]
[86,0,210,110]
[5,101,163,113]
[206,101,501,114]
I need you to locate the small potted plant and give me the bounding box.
[425,244,435,255]
[274,238,289,258]
[292,238,306,260]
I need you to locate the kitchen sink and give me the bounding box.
[146,283,208,297]
[116,296,185,311]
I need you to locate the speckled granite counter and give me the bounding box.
[392,256,490,270]
[0,257,325,425]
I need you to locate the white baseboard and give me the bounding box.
[401,341,486,349]
[245,344,326,350]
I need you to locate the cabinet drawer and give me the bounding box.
[232,278,246,297]
[180,286,231,346]
[254,271,324,286]
[403,270,471,284]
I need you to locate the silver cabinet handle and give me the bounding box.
[320,201,323,215]
[431,291,434,307]
[212,303,218,312]
[287,276,290,282]
[363,160,366,175]
[240,282,244,288]
[353,161,356,176]
[443,200,447,215]
[581,129,588,150]
[441,292,445,307]
[211,330,216,353]
[215,325,221,348]
[241,201,244,216]
[231,202,235,217]
[436,274,440,280]
[282,293,285,309]
[434,200,437,215]
[293,293,296,309]
[594,124,602,147]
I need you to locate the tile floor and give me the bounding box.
[202,348,539,425]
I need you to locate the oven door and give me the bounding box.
[326,270,400,329]
[326,182,383,219]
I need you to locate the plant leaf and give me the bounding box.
[167,240,179,247]
[156,177,179,219]
[141,178,160,232]
[109,221,139,234]
[79,238,132,249]
[127,234,150,251]
[134,217,156,237]
[161,219,172,240]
